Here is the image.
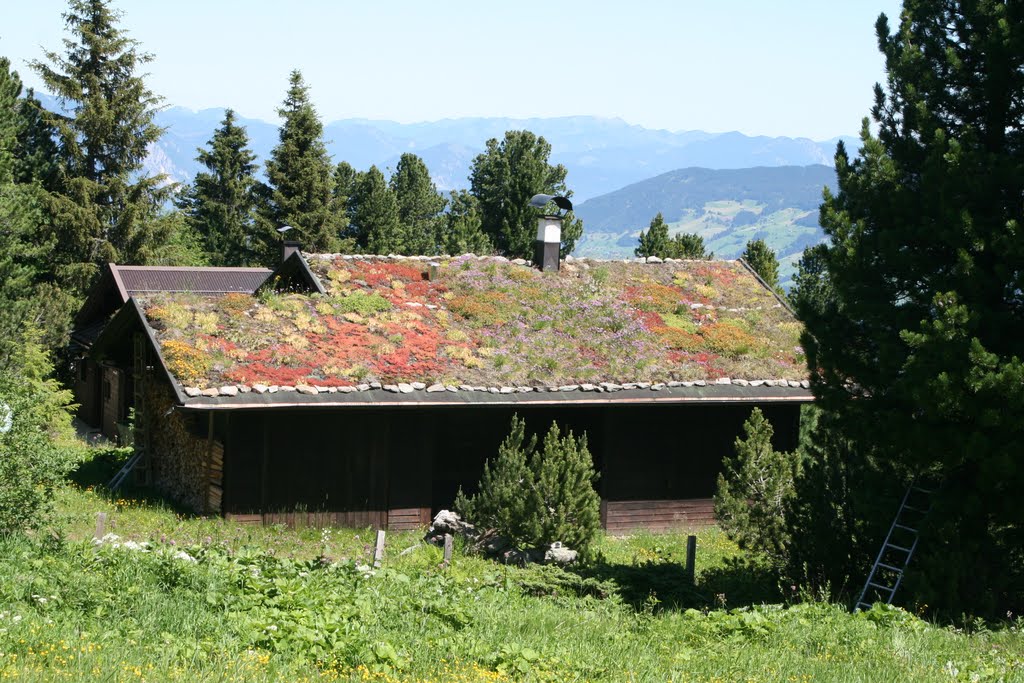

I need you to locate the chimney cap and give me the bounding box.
[529,194,572,215]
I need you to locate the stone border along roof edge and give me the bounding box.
[182,377,812,398]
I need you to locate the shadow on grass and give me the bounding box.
[67,446,202,519]
[575,556,782,612]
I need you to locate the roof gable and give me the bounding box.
[136,254,809,403]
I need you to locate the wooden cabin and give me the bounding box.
[71,264,272,440]
[87,253,812,531]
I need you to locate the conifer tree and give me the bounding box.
[469,130,583,259]
[456,416,601,558]
[527,422,601,557]
[390,153,445,254]
[635,212,671,257]
[31,0,171,282]
[350,166,401,254]
[438,190,491,255]
[741,238,780,290]
[714,408,798,568]
[635,212,709,259]
[794,1,1024,615]
[181,109,259,266]
[257,70,343,261]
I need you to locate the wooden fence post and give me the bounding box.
[373,529,386,568]
[443,533,454,567]
[94,512,107,539]
[685,535,697,583]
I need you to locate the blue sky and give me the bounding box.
[3,0,902,139]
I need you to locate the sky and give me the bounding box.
[3,0,903,140]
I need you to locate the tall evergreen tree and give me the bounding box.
[350,166,401,254]
[0,59,71,362]
[438,190,491,255]
[794,1,1024,616]
[31,0,171,284]
[389,153,445,254]
[741,238,780,290]
[180,109,259,266]
[257,70,343,261]
[469,130,583,259]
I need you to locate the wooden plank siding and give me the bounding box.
[602,499,716,534]
[387,507,432,531]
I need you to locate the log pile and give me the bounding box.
[143,384,209,513]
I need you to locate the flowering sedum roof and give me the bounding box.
[139,254,807,393]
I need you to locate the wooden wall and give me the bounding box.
[73,358,102,427]
[215,402,802,533]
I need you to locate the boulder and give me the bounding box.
[544,542,578,565]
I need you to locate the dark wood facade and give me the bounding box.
[197,402,800,533]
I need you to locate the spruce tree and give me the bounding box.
[439,190,491,255]
[469,130,583,259]
[794,1,1024,615]
[0,59,72,362]
[389,153,445,254]
[351,166,401,254]
[181,109,259,266]
[31,0,170,282]
[741,238,780,290]
[257,70,343,261]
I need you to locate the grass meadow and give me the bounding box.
[0,470,1021,682]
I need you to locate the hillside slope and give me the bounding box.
[574,165,838,287]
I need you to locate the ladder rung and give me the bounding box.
[885,542,913,553]
[855,602,873,611]
[911,486,934,494]
[876,563,903,573]
[893,523,918,532]
[867,582,896,594]
[902,505,927,513]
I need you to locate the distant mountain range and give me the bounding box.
[34,95,847,284]
[574,165,838,288]
[31,93,852,204]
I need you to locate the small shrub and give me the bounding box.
[715,408,798,568]
[334,291,392,316]
[161,340,211,385]
[456,416,601,558]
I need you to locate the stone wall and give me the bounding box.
[143,381,210,513]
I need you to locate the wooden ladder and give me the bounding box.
[855,481,934,611]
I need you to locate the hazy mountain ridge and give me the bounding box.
[573,165,838,288]
[43,94,852,202]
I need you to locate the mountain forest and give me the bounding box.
[1,0,1023,680]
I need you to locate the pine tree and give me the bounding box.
[714,408,798,568]
[456,416,601,558]
[390,153,445,254]
[741,238,780,290]
[635,213,670,257]
[469,130,583,259]
[438,190,491,255]
[181,109,259,266]
[635,212,709,259]
[794,1,1024,615]
[351,166,401,254]
[454,415,535,545]
[257,70,343,261]
[31,0,170,281]
[528,422,601,557]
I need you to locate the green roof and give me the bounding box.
[139,254,807,393]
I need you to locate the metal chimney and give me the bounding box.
[529,194,572,273]
[282,240,301,262]
[534,216,561,272]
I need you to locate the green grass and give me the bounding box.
[0,483,1022,682]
